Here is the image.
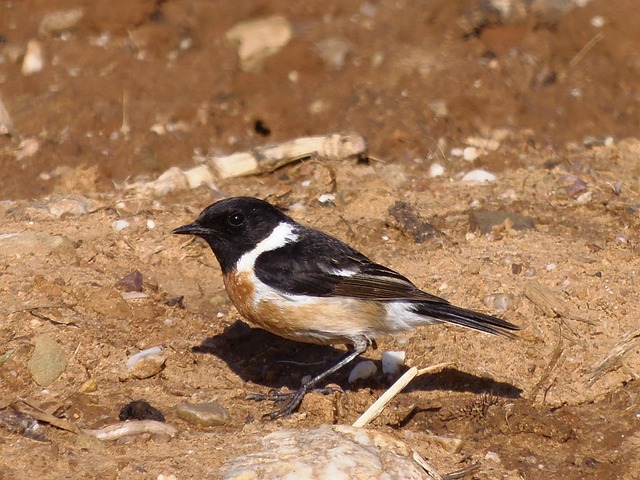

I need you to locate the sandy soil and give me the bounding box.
[1,1,639,479]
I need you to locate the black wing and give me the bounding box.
[254,228,447,303]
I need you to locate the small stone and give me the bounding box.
[428,162,444,178]
[315,37,351,70]
[484,451,501,463]
[14,138,39,160]
[177,401,231,426]
[115,270,144,292]
[22,40,44,75]
[428,100,448,118]
[113,219,130,231]
[225,16,292,73]
[469,210,535,234]
[126,346,166,379]
[28,334,68,387]
[463,146,480,162]
[381,351,405,375]
[0,95,14,135]
[78,378,98,393]
[461,169,496,183]
[388,202,444,243]
[47,196,93,217]
[39,8,84,36]
[483,293,515,311]
[0,233,76,258]
[348,360,377,383]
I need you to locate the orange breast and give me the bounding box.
[222,269,389,346]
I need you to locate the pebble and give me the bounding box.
[22,40,44,75]
[0,232,76,258]
[483,293,515,311]
[78,378,98,393]
[113,219,130,232]
[484,451,501,463]
[461,169,496,183]
[47,196,93,217]
[225,16,292,73]
[381,351,405,375]
[428,162,444,177]
[315,37,351,70]
[14,138,39,160]
[126,346,166,379]
[0,95,14,135]
[115,270,143,292]
[463,146,480,162]
[348,360,377,383]
[176,401,231,426]
[28,334,68,387]
[39,8,84,36]
[220,425,430,479]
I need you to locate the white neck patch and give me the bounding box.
[236,222,299,273]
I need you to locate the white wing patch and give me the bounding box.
[236,222,299,273]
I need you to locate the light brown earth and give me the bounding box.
[1,1,639,479]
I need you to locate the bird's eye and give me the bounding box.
[228,213,245,227]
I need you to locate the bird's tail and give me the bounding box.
[412,302,519,338]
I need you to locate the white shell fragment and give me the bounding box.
[381,351,406,375]
[348,360,377,383]
[461,169,496,183]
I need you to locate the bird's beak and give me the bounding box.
[172,222,212,236]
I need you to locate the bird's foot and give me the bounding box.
[245,386,343,419]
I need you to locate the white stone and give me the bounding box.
[381,351,405,375]
[461,169,496,183]
[428,162,444,177]
[113,219,130,231]
[225,16,292,73]
[463,146,480,161]
[22,40,44,75]
[348,360,377,383]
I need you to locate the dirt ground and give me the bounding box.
[1,0,639,479]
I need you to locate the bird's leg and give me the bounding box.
[263,338,369,420]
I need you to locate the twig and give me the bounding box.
[413,449,444,480]
[586,328,640,387]
[569,32,604,68]
[529,325,563,402]
[352,362,451,427]
[13,399,80,434]
[82,420,177,441]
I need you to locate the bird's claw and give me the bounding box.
[246,386,345,419]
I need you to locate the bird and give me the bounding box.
[173,196,519,419]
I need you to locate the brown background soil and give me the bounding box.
[1,1,639,479]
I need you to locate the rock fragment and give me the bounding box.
[176,401,231,426]
[225,16,292,73]
[220,425,432,479]
[28,334,68,387]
